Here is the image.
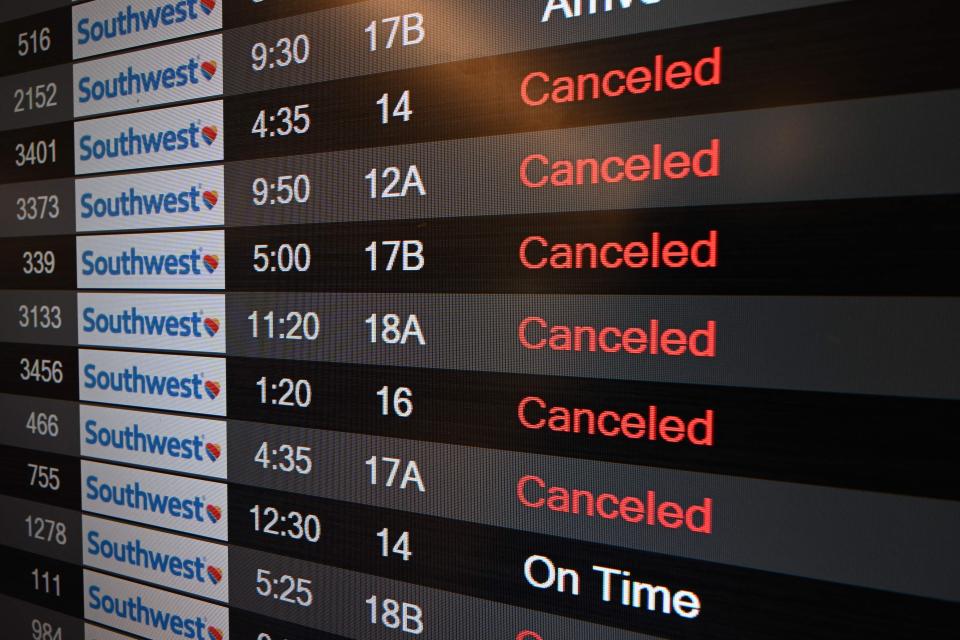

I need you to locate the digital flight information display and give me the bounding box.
[0,1,957,639]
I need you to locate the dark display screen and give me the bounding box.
[0,1,958,639]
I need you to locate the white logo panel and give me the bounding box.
[75,100,223,175]
[76,165,224,232]
[79,349,226,416]
[77,230,224,290]
[84,569,229,640]
[83,515,228,601]
[74,34,223,117]
[78,293,225,353]
[81,404,227,478]
[74,0,222,59]
[81,460,228,540]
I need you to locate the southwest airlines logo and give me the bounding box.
[82,460,228,539]
[81,183,217,216]
[81,404,227,478]
[77,230,225,290]
[84,569,228,640]
[84,473,223,524]
[86,532,224,584]
[82,246,219,275]
[83,308,222,338]
[83,362,221,401]
[80,119,216,159]
[76,166,225,232]
[78,293,226,353]
[77,57,216,103]
[79,350,226,416]
[74,34,223,117]
[75,101,223,174]
[74,0,222,60]
[85,417,223,459]
[83,515,228,600]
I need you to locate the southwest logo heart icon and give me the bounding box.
[208,626,223,640]
[200,0,216,15]
[204,380,221,400]
[206,565,223,584]
[203,380,220,400]
[203,254,219,273]
[202,190,218,209]
[205,442,222,462]
[201,60,217,80]
[201,125,218,145]
[203,317,220,337]
[206,504,222,523]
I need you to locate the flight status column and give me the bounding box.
[0,1,958,640]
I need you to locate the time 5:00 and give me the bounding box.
[253,243,311,273]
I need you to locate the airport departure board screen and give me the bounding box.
[0,1,958,639]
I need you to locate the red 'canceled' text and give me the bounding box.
[519,231,718,270]
[518,318,717,357]
[518,398,715,446]
[517,474,714,534]
[520,139,720,189]
[520,46,722,107]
